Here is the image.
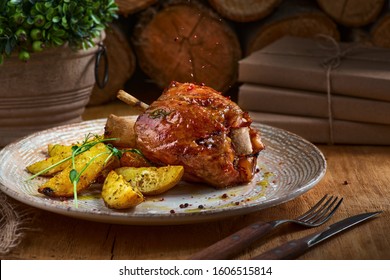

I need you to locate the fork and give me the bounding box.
[188,194,343,260]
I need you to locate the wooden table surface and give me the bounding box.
[1,101,389,260]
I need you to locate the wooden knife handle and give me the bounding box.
[251,236,312,260]
[188,221,275,260]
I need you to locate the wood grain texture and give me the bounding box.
[132,1,241,92]
[207,0,282,22]
[242,0,339,54]
[1,103,389,260]
[115,0,158,16]
[371,13,390,48]
[316,0,386,27]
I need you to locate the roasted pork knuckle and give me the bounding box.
[135,82,265,188]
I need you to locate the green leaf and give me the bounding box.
[43,21,51,29]
[46,7,54,20]
[62,3,68,14]
[69,169,78,183]
[52,16,60,23]
[71,145,79,152]
[35,3,44,14]
[61,16,68,28]
[26,16,34,25]
[4,37,16,55]
[90,13,101,24]
[44,2,52,9]
[52,36,64,46]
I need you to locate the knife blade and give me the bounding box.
[252,211,382,260]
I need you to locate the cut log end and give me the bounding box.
[243,0,340,54]
[208,0,282,22]
[371,13,390,48]
[316,0,386,27]
[132,1,241,93]
[115,0,158,16]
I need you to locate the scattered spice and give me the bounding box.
[221,193,228,199]
[179,203,189,208]
[170,209,175,214]
[342,180,349,185]
[198,204,204,209]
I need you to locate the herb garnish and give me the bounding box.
[149,109,171,119]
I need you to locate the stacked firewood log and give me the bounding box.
[89,0,390,105]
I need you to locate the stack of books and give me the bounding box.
[238,36,390,145]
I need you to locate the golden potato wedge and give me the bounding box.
[95,156,121,184]
[115,166,184,195]
[47,144,73,157]
[120,150,152,168]
[38,143,111,197]
[27,153,72,176]
[102,170,144,209]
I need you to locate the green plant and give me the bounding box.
[0,0,118,64]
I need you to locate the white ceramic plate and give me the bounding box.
[0,118,326,225]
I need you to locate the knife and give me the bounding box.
[252,211,382,260]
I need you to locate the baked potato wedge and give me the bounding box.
[95,156,121,184]
[115,166,184,195]
[102,170,144,209]
[48,144,73,157]
[38,143,112,197]
[27,149,72,176]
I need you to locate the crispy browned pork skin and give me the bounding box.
[134,82,265,188]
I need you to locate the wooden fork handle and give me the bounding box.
[188,221,275,260]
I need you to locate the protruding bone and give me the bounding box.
[230,127,253,155]
[117,90,149,111]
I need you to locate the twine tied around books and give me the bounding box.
[317,34,355,144]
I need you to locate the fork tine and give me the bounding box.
[297,194,330,220]
[301,196,337,222]
[311,197,343,224]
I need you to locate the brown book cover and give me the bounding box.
[239,36,390,102]
[238,83,390,125]
[249,111,390,145]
